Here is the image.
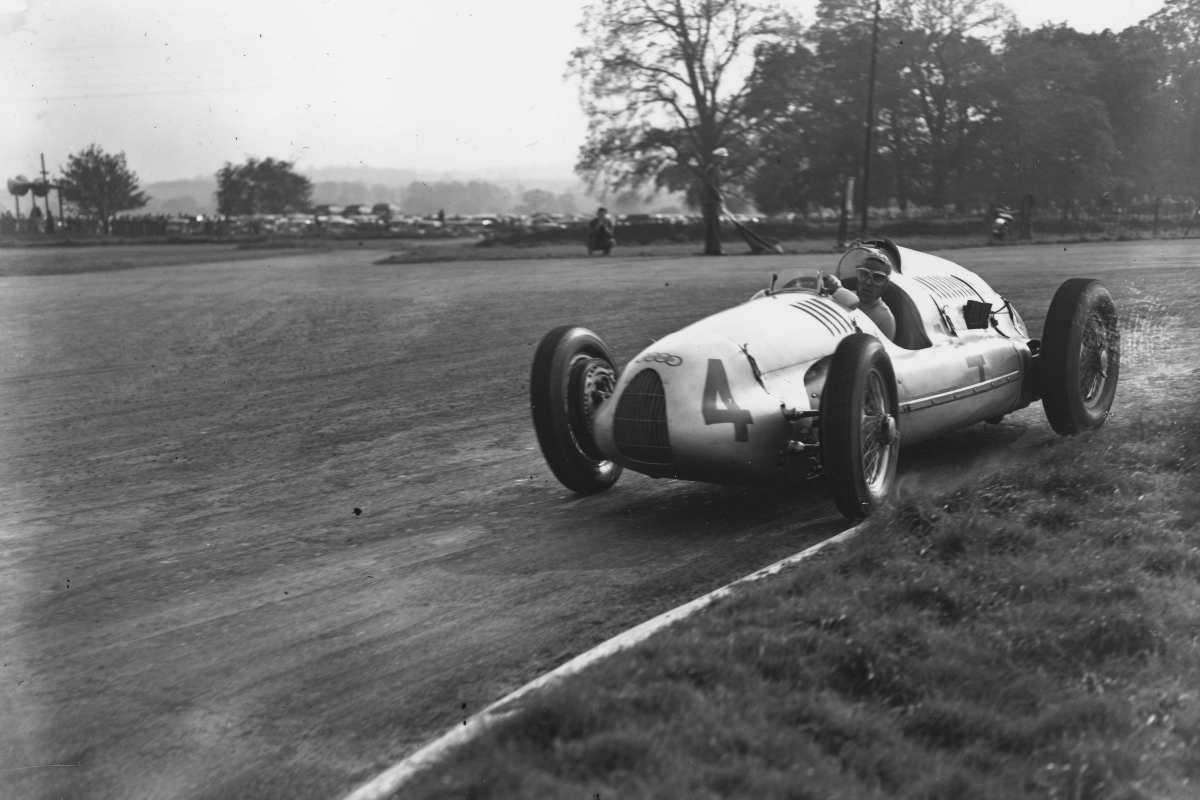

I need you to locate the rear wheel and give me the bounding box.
[1040,279,1120,434]
[821,334,900,520]
[530,326,623,494]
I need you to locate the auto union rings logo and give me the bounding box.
[637,351,683,367]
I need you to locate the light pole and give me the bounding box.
[860,0,882,238]
[32,153,56,230]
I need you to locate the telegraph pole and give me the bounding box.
[39,153,53,218]
[859,0,882,237]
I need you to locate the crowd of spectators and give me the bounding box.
[0,209,612,240]
[3,195,1195,242]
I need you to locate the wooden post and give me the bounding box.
[859,0,882,238]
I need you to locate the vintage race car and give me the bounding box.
[530,240,1120,519]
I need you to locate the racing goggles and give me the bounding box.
[856,265,891,284]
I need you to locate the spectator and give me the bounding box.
[587,207,615,255]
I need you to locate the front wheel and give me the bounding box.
[530,326,623,494]
[1040,279,1120,435]
[821,334,901,520]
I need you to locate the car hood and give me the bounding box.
[651,291,852,395]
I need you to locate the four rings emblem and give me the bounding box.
[637,352,683,367]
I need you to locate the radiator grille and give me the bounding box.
[789,297,855,336]
[914,274,983,301]
[613,368,672,467]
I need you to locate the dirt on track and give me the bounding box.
[0,240,1190,799]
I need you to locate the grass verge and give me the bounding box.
[401,400,1200,798]
[373,230,1195,266]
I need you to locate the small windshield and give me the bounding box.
[777,273,821,292]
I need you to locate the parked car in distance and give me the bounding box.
[371,203,403,220]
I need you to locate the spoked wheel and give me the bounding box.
[821,333,901,520]
[1041,279,1120,435]
[530,326,623,494]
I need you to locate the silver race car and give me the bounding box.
[530,240,1120,519]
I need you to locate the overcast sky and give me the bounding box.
[0,0,1170,185]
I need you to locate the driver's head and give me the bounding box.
[854,248,893,305]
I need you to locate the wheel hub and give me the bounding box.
[860,371,898,492]
[1079,314,1117,406]
[878,413,898,445]
[568,357,616,459]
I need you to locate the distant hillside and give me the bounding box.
[142,178,217,215]
[305,166,421,185]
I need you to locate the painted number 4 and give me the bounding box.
[702,359,753,441]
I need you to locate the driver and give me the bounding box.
[820,245,897,341]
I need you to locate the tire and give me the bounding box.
[530,326,623,494]
[821,334,901,520]
[1040,279,1120,435]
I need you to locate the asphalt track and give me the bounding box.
[0,239,1188,799]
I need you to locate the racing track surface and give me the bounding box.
[0,240,1191,799]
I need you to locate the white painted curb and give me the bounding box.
[342,514,863,800]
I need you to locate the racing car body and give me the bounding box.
[530,241,1119,519]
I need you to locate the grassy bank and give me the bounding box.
[5,227,1195,272]
[403,396,1200,797]
[379,229,1196,266]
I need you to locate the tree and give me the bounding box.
[741,36,849,214]
[887,0,1013,210]
[515,188,558,214]
[57,145,149,234]
[741,0,1010,216]
[744,4,922,215]
[995,27,1117,215]
[569,0,786,254]
[1141,0,1200,199]
[215,158,312,216]
[556,191,580,215]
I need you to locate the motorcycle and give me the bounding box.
[991,208,1015,240]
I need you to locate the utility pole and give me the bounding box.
[38,153,57,231]
[39,151,55,221]
[39,153,52,216]
[859,0,882,238]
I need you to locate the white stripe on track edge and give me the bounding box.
[342,514,862,800]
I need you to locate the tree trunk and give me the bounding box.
[701,195,723,255]
[700,166,723,256]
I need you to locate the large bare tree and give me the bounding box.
[569,0,785,254]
